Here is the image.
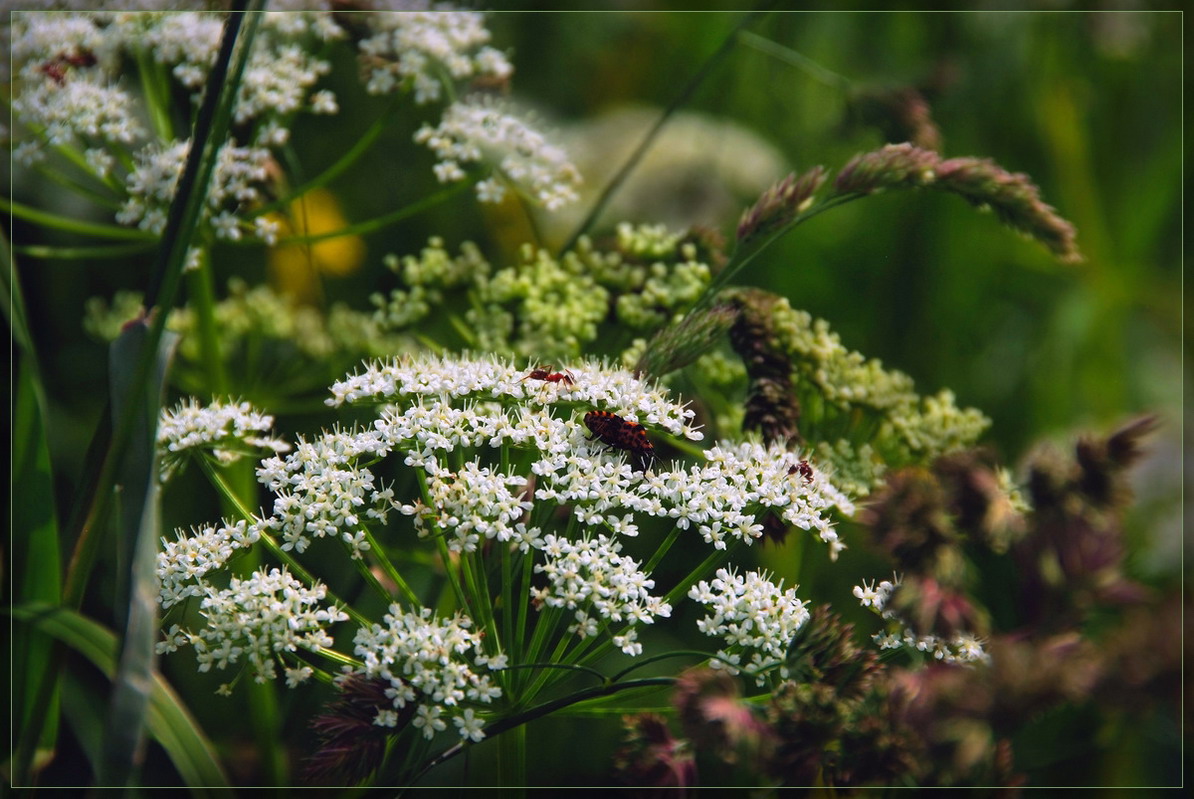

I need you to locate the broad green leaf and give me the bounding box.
[10,604,231,790]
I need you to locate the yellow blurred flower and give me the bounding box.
[266,188,366,304]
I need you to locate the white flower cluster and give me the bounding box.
[157,518,259,610]
[406,459,536,553]
[155,354,856,707]
[853,577,989,664]
[328,353,703,440]
[688,567,811,685]
[415,98,582,210]
[254,429,400,558]
[329,354,850,554]
[352,606,503,741]
[10,10,342,159]
[532,533,672,656]
[116,140,272,238]
[533,441,853,554]
[11,72,143,159]
[358,8,512,103]
[157,567,348,686]
[157,397,289,481]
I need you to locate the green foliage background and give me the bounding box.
[9,9,1182,788]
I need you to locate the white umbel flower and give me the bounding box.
[415,98,581,210]
[117,140,272,238]
[353,605,501,740]
[156,518,259,610]
[157,397,289,480]
[158,567,348,685]
[358,8,511,104]
[532,533,672,654]
[688,567,811,685]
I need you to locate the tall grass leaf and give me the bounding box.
[3,231,63,782]
[10,603,231,789]
[99,324,179,787]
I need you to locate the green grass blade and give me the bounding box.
[4,229,63,783]
[10,604,232,789]
[99,324,179,787]
[11,365,64,779]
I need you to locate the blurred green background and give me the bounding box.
[9,9,1183,788]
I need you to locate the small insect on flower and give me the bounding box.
[584,410,656,472]
[789,460,814,483]
[522,367,575,386]
[39,51,97,85]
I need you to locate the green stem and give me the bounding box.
[185,246,229,394]
[515,542,533,671]
[557,10,765,255]
[517,604,562,699]
[499,662,606,683]
[32,163,123,210]
[521,628,573,703]
[655,432,708,460]
[362,526,421,607]
[496,723,526,791]
[642,525,683,575]
[696,193,862,315]
[316,646,364,670]
[737,30,853,91]
[249,101,401,217]
[13,242,156,260]
[609,650,722,682]
[135,45,176,142]
[241,180,472,245]
[1,198,156,241]
[501,542,514,666]
[662,538,744,608]
[418,468,469,612]
[461,547,501,656]
[410,678,675,787]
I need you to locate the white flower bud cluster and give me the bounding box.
[688,567,811,685]
[157,567,348,685]
[352,606,503,740]
[415,98,581,210]
[853,577,989,664]
[532,533,672,655]
[157,398,290,481]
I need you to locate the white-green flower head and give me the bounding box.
[328,353,702,438]
[359,6,511,103]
